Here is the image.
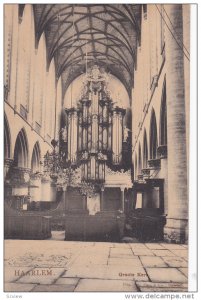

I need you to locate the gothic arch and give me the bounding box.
[4,115,11,159]
[150,109,158,159]
[13,128,29,168]
[143,129,148,168]
[31,142,41,173]
[160,79,167,146]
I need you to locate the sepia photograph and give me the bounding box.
[3,2,196,295]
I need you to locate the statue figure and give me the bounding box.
[123,126,130,142]
[61,126,67,142]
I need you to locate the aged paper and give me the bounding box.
[2,2,197,297]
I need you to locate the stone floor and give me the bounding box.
[4,232,188,292]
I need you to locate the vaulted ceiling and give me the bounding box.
[28,5,142,98]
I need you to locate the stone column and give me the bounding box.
[29,173,42,202]
[158,146,168,215]
[41,176,51,202]
[164,4,188,243]
[50,180,57,202]
[120,187,125,212]
[182,5,190,191]
[100,186,104,211]
[9,167,31,210]
[4,158,13,179]
[4,158,14,198]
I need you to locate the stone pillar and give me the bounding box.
[50,181,57,202]
[164,4,188,243]
[182,5,190,192]
[100,186,104,211]
[10,167,31,196]
[4,158,14,198]
[4,158,13,179]
[120,187,125,212]
[158,145,168,215]
[41,176,51,202]
[29,173,42,202]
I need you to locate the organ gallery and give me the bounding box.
[60,65,132,220]
[65,66,129,175]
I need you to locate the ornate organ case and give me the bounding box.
[65,65,127,183]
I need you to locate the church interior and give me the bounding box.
[4,4,190,244]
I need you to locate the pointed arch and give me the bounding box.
[31,142,41,173]
[160,79,167,145]
[150,109,158,159]
[13,128,29,168]
[4,115,11,159]
[143,129,148,168]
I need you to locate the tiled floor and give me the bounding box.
[4,236,188,292]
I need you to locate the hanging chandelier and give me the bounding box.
[43,138,96,196]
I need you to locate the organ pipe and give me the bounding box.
[65,65,126,183]
[66,108,78,164]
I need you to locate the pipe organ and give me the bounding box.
[66,108,78,164]
[65,65,127,183]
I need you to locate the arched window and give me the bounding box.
[31,142,41,173]
[34,33,47,127]
[13,129,28,168]
[45,59,56,137]
[150,109,158,159]
[160,80,167,145]
[143,130,148,168]
[16,5,35,115]
[4,115,11,158]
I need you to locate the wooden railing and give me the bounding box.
[4,215,51,240]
